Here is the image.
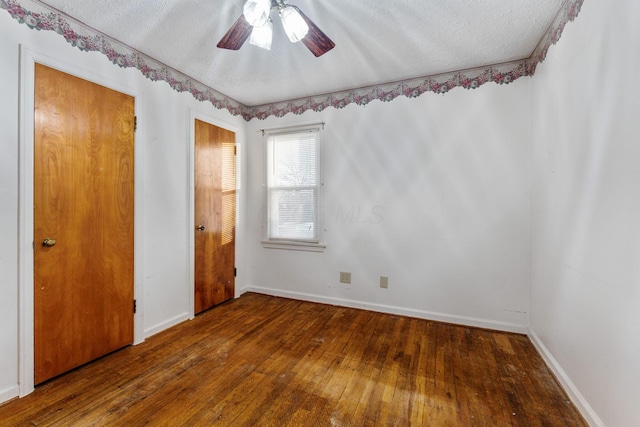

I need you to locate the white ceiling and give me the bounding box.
[38,0,565,107]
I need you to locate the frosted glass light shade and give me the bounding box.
[279,6,308,42]
[243,0,271,27]
[250,19,273,50]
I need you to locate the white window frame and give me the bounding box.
[261,123,325,252]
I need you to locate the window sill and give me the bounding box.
[261,240,326,253]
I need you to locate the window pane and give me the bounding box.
[265,125,322,246]
[271,132,317,187]
[269,188,317,240]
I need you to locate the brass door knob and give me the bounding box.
[196,225,205,231]
[42,238,56,247]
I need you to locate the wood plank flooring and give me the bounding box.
[0,293,587,426]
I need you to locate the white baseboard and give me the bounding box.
[235,285,251,298]
[245,286,528,334]
[142,288,255,339]
[143,312,191,339]
[528,328,603,427]
[0,385,19,406]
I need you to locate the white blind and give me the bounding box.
[267,128,320,242]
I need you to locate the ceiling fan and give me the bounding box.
[217,0,335,57]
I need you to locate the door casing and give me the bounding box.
[188,111,241,317]
[18,47,144,396]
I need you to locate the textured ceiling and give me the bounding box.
[35,0,565,107]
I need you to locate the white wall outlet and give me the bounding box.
[380,276,389,289]
[340,272,351,284]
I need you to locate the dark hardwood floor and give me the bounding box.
[0,293,587,426]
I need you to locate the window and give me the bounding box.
[262,123,325,251]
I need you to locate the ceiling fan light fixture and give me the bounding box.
[243,0,271,27]
[249,19,273,50]
[218,0,334,56]
[279,5,308,43]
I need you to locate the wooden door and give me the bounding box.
[34,63,135,384]
[194,119,236,314]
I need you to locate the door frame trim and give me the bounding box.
[188,110,241,318]
[18,46,145,396]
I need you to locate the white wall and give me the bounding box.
[530,0,640,425]
[244,81,532,332]
[0,14,21,403]
[0,11,246,402]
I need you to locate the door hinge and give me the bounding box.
[134,116,137,132]
[234,145,237,155]
[234,267,237,277]
[133,299,137,314]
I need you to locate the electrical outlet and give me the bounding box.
[340,272,351,284]
[380,276,389,289]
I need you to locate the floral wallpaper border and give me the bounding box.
[2,0,584,121]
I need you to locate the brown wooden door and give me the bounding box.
[194,119,236,314]
[34,63,135,384]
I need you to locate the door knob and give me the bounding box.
[196,225,205,231]
[42,238,56,247]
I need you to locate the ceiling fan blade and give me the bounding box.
[297,9,335,57]
[217,14,252,50]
